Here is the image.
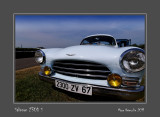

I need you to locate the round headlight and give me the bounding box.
[108,74,122,87]
[43,66,52,76]
[120,48,145,72]
[35,50,45,64]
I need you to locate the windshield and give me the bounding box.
[116,39,131,47]
[80,36,116,46]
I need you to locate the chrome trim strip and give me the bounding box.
[122,77,139,81]
[55,70,107,79]
[53,65,111,73]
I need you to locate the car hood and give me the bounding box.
[43,45,136,68]
[57,45,121,59]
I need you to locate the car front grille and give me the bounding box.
[53,60,111,80]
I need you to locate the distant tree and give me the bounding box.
[139,44,145,49]
[131,43,145,49]
[16,48,39,51]
[132,43,138,47]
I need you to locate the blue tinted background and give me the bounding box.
[15,15,145,48]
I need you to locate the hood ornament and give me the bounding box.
[66,54,76,56]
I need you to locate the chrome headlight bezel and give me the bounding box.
[35,50,45,64]
[119,48,145,73]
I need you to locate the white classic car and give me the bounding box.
[35,34,145,100]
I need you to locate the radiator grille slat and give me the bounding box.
[54,61,104,67]
[53,60,111,80]
[53,65,110,73]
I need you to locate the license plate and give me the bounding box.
[55,79,92,95]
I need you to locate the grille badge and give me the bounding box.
[66,54,75,56]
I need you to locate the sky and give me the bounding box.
[15,15,145,48]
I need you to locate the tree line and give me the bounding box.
[131,44,145,49]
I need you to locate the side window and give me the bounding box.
[117,40,130,47]
[82,40,89,44]
[100,41,110,45]
[121,43,125,47]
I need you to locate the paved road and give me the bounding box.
[16,57,39,70]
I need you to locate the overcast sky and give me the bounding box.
[15,15,145,48]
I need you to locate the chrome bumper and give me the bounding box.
[39,72,144,101]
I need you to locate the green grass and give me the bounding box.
[15,66,145,102]
[15,66,80,102]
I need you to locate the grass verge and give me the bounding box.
[15,66,80,102]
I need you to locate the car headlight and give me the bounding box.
[120,48,145,72]
[35,50,45,64]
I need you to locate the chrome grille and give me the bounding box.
[53,60,111,80]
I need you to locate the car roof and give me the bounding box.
[85,34,114,38]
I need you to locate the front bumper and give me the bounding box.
[39,72,144,101]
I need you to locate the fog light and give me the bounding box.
[107,74,122,87]
[43,66,52,76]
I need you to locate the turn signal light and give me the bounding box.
[107,74,122,87]
[43,66,52,76]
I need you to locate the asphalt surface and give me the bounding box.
[16,57,39,70]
